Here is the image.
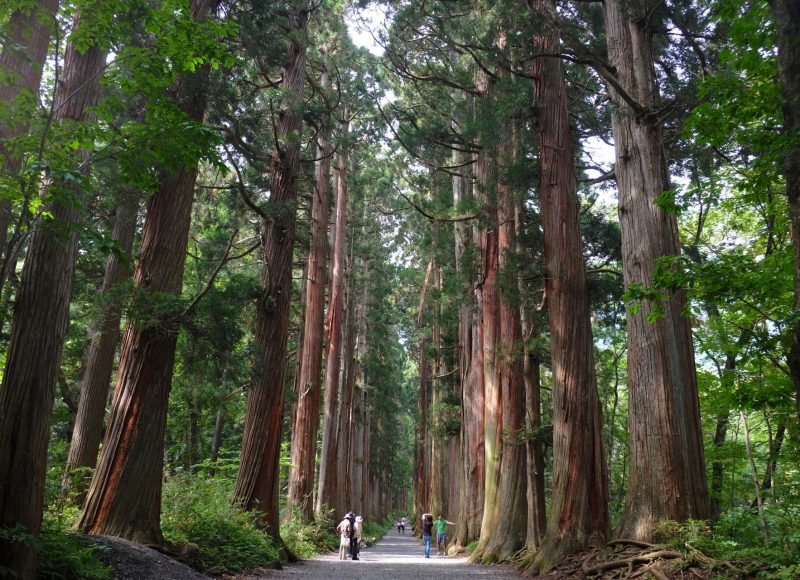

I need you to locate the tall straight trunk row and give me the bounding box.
[0,3,104,573]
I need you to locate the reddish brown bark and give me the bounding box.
[0,5,105,572]
[0,0,59,273]
[604,0,708,540]
[65,189,140,500]
[516,199,546,548]
[452,85,484,550]
[232,6,309,538]
[77,0,219,545]
[528,0,610,569]
[336,248,359,516]
[316,125,348,518]
[479,125,527,562]
[472,58,501,561]
[290,52,330,519]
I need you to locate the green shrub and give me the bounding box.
[360,517,392,547]
[280,506,338,558]
[161,475,279,574]
[0,518,111,579]
[36,524,112,580]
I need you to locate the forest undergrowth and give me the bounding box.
[517,515,800,579]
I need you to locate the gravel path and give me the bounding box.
[249,528,521,579]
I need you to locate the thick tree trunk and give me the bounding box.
[336,238,361,516]
[451,91,484,550]
[232,6,309,539]
[771,0,800,427]
[528,1,609,569]
[290,57,330,520]
[516,202,546,548]
[77,0,219,545]
[0,5,105,572]
[316,128,348,518]
[472,61,501,561]
[476,120,527,563]
[0,0,59,280]
[65,188,140,500]
[604,0,709,540]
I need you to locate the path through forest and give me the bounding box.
[250,528,521,579]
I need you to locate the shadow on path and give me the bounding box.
[249,528,521,579]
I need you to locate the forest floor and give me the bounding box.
[240,528,522,579]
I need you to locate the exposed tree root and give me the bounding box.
[522,537,747,579]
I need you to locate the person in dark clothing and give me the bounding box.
[421,513,434,558]
[346,512,359,560]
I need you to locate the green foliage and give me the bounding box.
[161,475,279,574]
[35,522,112,580]
[429,394,461,438]
[280,506,338,558]
[0,519,111,580]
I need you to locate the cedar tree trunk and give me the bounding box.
[605,0,709,540]
[529,0,610,569]
[65,188,139,499]
[232,6,309,537]
[316,127,348,518]
[77,0,219,545]
[0,5,105,572]
[291,53,330,520]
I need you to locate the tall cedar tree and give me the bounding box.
[65,188,139,499]
[0,0,59,282]
[453,100,486,547]
[78,0,220,545]
[316,122,348,517]
[604,0,709,539]
[233,3,310,538]
[293,45,330,520]
[0,4,105,572]
[528,0,610,569]
[472,60,501,562]
[770,0,800,427]
[483,115,527,561]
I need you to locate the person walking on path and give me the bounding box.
[433,514,455,557]
[352,516,363,560]
[421,513,434,558]
[336,515,352,560]
[346,512,359,560]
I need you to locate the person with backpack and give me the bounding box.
[421,513,434,558]
[336,515,352,560]
[346,511,359,560]
[353,515,363,560]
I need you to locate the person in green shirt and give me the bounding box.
[432,514,455,557]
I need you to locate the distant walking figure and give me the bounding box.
[433,514,455,556]
[421,513,434,558]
